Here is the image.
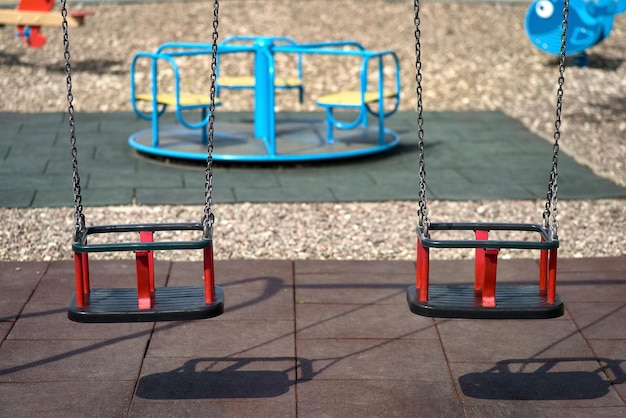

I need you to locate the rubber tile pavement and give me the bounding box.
[0,257,624,417]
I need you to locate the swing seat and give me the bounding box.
[68,286,224,323]
[407,284,563,319]
[68,223,224,323]
[408,222,564,320]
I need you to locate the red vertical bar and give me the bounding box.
[539,249,548,293]
[204,246,215,304]
[539,236,548,293]
[73,252,85,308]
[140,231,155,295]
[417,238,430,303]
[475,230,489,292]
[136,231,154,310]
[547,249,558,303]
[81,252,90,296]
[482,249,499,308]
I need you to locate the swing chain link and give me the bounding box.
[202,0,220,239]
[414,0,430,237]
[543,0,568,241]
[61,0,86,242]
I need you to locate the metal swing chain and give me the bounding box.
[60,0,85,243]
[543,0,569,241]
[413,0,431,237]
[202,0,220,239]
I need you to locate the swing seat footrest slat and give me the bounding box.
[407,285,563,319]
[68,286,224,323]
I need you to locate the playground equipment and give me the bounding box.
[525,0,625,64]
[0,0,92,48]
[62,0,223,323]
[216,35,305,103]
[131,45,223,147]
[129,37,401,162]
[407,0,568,319]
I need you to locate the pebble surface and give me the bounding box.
[0,1,624,261]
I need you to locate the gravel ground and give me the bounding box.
[0,0,624,261]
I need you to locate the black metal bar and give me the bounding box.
[417,222,559,250]
[72,223,211,253]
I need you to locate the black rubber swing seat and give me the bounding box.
[407,284,564,319]
[409,222,564,320]
[68,222,224,323]
[68,286,224,323]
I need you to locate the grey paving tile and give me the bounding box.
[437,319,592,363]
[0,189,35,208]
[0,154,47,174]
[0,338,147,383]
[297,379,463,418]
[451,360,624,408]
[233,185,336,203]
[295,268,410,305]
[0,262,46,321]
[217,169,282,188]
[32,186,136,207]
[8,302,154,341]
[587,339,626,401]
[87,170,184,189]
[70,186,135,206]
[0,258,624,416]
[331,182,419,201]
[135,187,202,205]
[296,338,448,382]
[0,173,70,191]
[129,397,295,418]
[295,259,413,276]
[558,174,626,199]
[296,302,438,340]
[0,322,12,342]
[146,319,294,358]
[428,174,539,200]
[556,257,626,273]
[276,168,376,188]
[556,271,626,302]
[0,381,134,418]
[8,143,95,161]
[566,302,626,340]
[135,356,296,400]
[3,111,626,207]
[464,405,626,418]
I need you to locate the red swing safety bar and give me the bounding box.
[409,222,564,319]
[68,223,224,323]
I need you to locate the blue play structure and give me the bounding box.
[216,36,305,104]
[129,36,401,162]
[525,0,626,61]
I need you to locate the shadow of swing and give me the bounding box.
[459,357,625,400]
[135,357,313,399]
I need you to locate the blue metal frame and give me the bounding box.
[130,45,220,146]
[129,39,402,163]
[306,49,401,143]
[216,36,305,103]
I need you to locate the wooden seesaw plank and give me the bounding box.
[0,9,92,27]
